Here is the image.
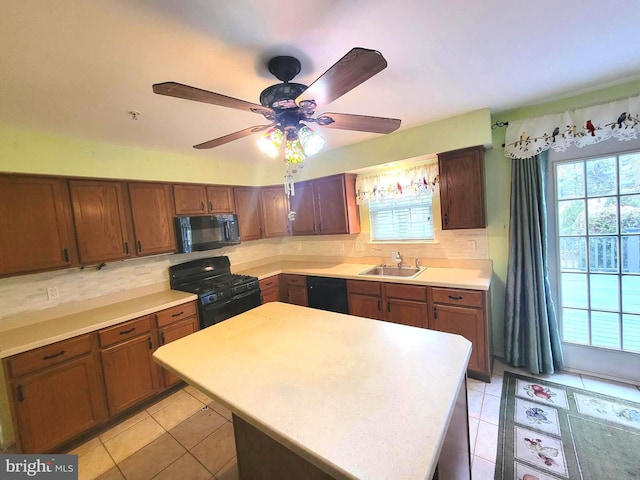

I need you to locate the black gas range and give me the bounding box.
[169,256,261,329]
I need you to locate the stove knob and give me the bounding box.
[208,294,215,303]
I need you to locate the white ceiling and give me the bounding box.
[2,0,640,165]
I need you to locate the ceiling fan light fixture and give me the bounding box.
[256,127,283,158]
[298,125,324,156]
[285,139,305,165]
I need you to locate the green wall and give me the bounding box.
[486,78,640,357]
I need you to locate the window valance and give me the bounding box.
[504,94,640,160]
[355,162,439,205]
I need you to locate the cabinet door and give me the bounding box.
[233,187,263,240]
[69,180,132,263]
[314,175,350,234]
[431,304,485,373]
[158,316,199,387]
[260,186,290,237]
[206,186,235,213]
[9,355,107,453]
[0,175,77,275]
[101,334,159,416]
[348,293,384,320]
[286,285,307,306]
[438,146,486,229]
[173,184,207,215]
[128,183,176,256]
[289,181,317,235]
[259,276,280,303]
[385,298,428,328]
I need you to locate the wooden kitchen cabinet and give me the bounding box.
[438,145,486,229]
[128,182,176,256]
[233,187,263,240]
[347,280,427,327]
[347,280,384,320]
[259,275,280,303]
[69,179,133,264]
[173,184,235,215]
[3,334,107,453]
[281,274,307,306]
[260,186,290,237]
[99,315,161,416]
[156,302,199,387]
[0,175,78,276]
[428,286,491,381]
[290,174,360,235]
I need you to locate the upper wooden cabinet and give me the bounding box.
[290,174,360,235]
[438,145,486,229]
[173,184,235,215]
[260,186,290,238]
[0,175,78,276]
[69,180,133,264]
[234,187,263,240]
[128,182,176,256]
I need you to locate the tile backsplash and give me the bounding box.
[0,229,488,319]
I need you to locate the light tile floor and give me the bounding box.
[68,360,640,480]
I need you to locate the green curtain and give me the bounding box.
[504,151,564,374]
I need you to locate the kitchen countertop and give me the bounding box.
[153,302,472,480]
[236,260,492,290]
[0,289,197,358]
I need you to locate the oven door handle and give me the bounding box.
[205,289,259,310]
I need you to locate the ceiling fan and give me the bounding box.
[152,47,401,159]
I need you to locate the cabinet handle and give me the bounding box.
[148,337,153,350]
[387,301,391,313]
[42,350,66,360]
[171,311,184,318]
[62,248,70,263]
[444,213,448,226]
[377,299,381,311]
[265,281,273,286]
[209,201,213,212]
[119,327,136,335]
[433,306,438,320]
[448,295,463,301]
[200,201,205,211]
[161,332,165,345]
[318,222,322,232]
[124,242,130,254]
[313,223,317,233]
[16,385,24,402]
[137,240,142,253]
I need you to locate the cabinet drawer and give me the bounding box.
[431,287,484,308]
[384,283,427,302]
[7,334,93,378]
[347,279,381,296]
[283,274,306,286]
[99,315,152,348]
[156,301,197,328]
[259,276,279,291]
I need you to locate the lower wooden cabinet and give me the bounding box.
[281,274,307,306]
[99,315,160,416]
[3,334,107,453]
[156,303,199,387]
[347,280,427,328]
[259,275,280,303]
[428,287,491,381]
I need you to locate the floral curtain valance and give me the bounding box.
[355,162,439,205]
[504,94,640,160]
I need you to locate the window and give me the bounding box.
[554,150,640,353]
[369,194,434,241]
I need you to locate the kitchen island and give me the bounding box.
[153,302,472,480]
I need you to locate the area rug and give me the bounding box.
[495,371,640,480]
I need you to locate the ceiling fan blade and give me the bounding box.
[153,82,274,119]
[193,125,272,149]
[316,113,401,134]
[295,48,388,110]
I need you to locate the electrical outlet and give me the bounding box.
[390,251,397,260]
[47,286,59,300]
[467,240,477,252]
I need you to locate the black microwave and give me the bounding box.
[175,215,241,253]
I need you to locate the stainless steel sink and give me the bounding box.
[358,265,426,278]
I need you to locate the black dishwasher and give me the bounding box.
[306,276,349,314]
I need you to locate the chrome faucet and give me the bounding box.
[395,251,403,268]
